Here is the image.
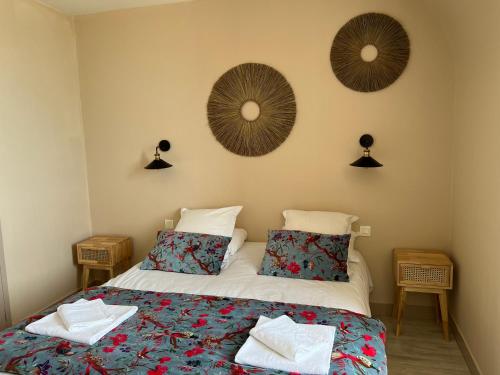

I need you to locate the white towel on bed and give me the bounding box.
[26,300,137,345]
[249,314,331,361]
[57,299,114,332]
[235,315,336,375]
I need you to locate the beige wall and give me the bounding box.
[0,0,91,322]
[429,1,500,373]
[1,2,497,372]
[75,0,454,306]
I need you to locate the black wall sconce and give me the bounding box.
[350,134,383,168]
[145,140,172,169]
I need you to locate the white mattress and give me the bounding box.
[106,242,373,316]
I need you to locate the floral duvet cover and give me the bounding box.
[0,287,387,374]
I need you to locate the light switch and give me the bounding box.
[164,219,174,230]
[359,225,371,237]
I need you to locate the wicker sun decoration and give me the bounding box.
[331,13,410,92]
[207,63,296,157]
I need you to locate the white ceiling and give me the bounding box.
[38,0,193,15]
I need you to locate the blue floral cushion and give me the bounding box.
[140,230,231,275]
[258,229,350,281]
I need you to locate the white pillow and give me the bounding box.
[175,206,242,237]
[282,210,359,234]
[221,228,248,270]
[346,231,362,262]
[349,248,362,263]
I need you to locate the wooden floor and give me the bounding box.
[378,315,471,374]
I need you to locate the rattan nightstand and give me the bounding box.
[393,248,453,340]
[77,236,133,289]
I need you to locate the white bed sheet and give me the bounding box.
[106,242,373,316]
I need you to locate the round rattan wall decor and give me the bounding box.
[330,13,410,92]
[207,63,296,157]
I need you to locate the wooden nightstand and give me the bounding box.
[393,248,453,340]
[77,236,133,289]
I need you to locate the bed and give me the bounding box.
[107,242,373,316]
[0,242,386,374]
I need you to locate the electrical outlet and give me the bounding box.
[359,226,371,237]
[164,219,174,230]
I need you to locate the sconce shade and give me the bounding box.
[145,158,172,170]
[145,139,172,169]
[350,134,383,168]
[350,155,383,168]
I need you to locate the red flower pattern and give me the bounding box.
[339,321,352,334]
[192,318,207,328]
[300,310,317,321]
[362,344,377,357]
[287,262,301,274]
[219,305,235,315]
[230,364,247,375]
[185,346,204,357]
[154,299,173,312]
[89,293,106,301]
[110,334,128,346]
[147,365,168,375]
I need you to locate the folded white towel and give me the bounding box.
[26,300,137,345]
[235,316,336,375]
[249,314,332,361]
[58,299,114,332]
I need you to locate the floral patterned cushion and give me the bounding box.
[140,230,231,275]
[258,229,350,281]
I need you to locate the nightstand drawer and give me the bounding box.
[398,263,452,288]
[78,247,111,265]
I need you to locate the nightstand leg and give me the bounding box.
[438,291,449,340]
[109,268,114,279]
[435,294,441,324]
[393,287,400,318]
[82,265,90,290]
[396,287,406,336]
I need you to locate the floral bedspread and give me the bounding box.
[0,287,387,374]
